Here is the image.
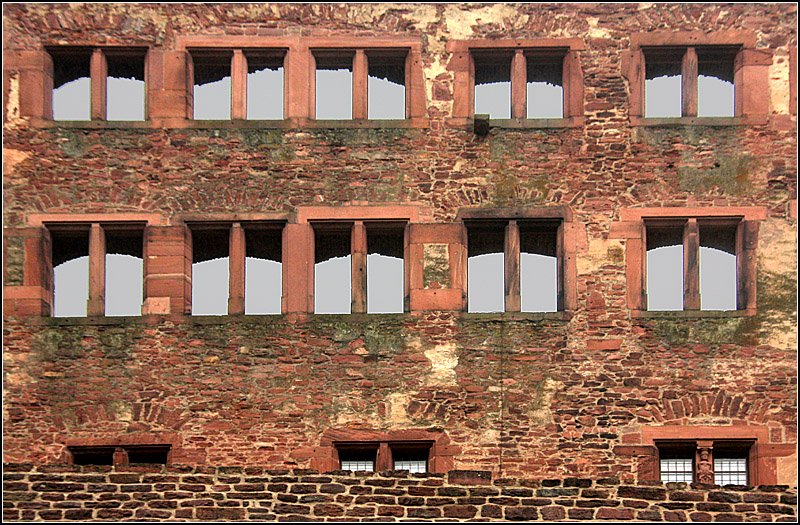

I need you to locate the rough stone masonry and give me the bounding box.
[2,2,797,522]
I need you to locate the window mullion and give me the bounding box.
[511,50,526,119]
[351,221,367,313]
[504,220,521,312]
[88,223,106,316]
[683,218,700,310]
[231,49,247,120]
[90,48,107,120]
[682,46,698,117]
[353,49,368,119]
[228,223,246,315]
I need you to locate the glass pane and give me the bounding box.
[394,459,427,473]
[192,258,229,315]
[247,66,284,120]
[527,81,563,119]
[53,77,91,121]
[660,458,693,483]
[647,245,684,310]
[468,253,505,313]
[645,75,682,118]
[699,246,737,310]
[194,77,231,120]
[520,253,557,312]
[105,254,143,316]
[367,253,403,313]
[315,255,351,314]
[341,459,374,472]
[107,77,145,121]
[53,256,89,317]
[714,457,747,485]
[698,75,734,117]
[245,257,282,315]
[316,68,352,119]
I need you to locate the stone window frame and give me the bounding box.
[64,434,176,466]
[447,38,585,129]
[624,31,771,126]
[24,213,164,318]
[610,207,766,317]
[456,206,578,315]
[309,428,457,474]
[182,217,287,316]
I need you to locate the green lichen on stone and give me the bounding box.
[4,235,24,285]
[31,328,85,360]
[607,245,624,264]
[647,317,755,346]
[677,154,758,195]
[757,270,798,319]
[98,327,142,359]
[423,243,450,288]
[55,130,87,158]
[312,127,410,147]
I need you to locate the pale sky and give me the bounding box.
[50,64,738,316]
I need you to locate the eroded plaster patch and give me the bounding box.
[577,238,625,275]
[424,343,458,386]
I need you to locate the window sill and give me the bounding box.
[459,311,571,322]
[29,117,430,130]
[37,316,150,326]
[632,309,755,319]
[629,116,768,127]
[447,116,584,130]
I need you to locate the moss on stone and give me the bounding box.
[4,235,25,286]
[31,328,86,361]
[677,154,758,195]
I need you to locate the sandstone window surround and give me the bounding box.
[447,38,585,129]
[64,434,176,466]
[624,31,772,126]
[456,207,578,315]
[610,207,766,317]
[309,428,457,474]
[185,220,285,316]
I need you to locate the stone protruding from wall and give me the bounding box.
[3,464,796,522]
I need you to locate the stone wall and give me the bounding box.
[3,465,797,522]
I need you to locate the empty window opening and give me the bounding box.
[245,227,282,315]
[338,446,377,472]
[474,52,511,119]
[644,49,682,118]
[699,223,737,311]
[314,227,352,314]
[526,53,563,119]
[69,446,115,466]
[246,51,284,120]
[659,447,695,483]
[104,229,144,317]
[391,444,430,473]
[646,224,684,311]
[315,53,353,120]
[106,51,146,121]
[52,229,90,317]
[368,52,406,120]
[467,222,506,313]
[192,51,232,120]
[520,223,558,312]
[126,445,170,465]
[366,225,404,313]
[50,48,92,121]
[697,48,735,117]
[191,228,230,315]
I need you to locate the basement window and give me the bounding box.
[69,446,115,466]
[466,219,563,313]
[645,219,741,311]
[657,441,752,485]
[68,444,171,466]
[338,445,377,472]
[49,224,144,317]
[315,51,354,120]
[191,50,233,120]
[658,444,695,483]
[391,444,430,473]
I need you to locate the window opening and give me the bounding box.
[699,223,737,311]
[69,446,115,466]
[467,222,506,313]
[106,51,145,121]
[191,227,230,315]
[104,229,144,317]
[520,222,558,312]
[367,51,406,120]
[50,48,92,121]
[526,52,563,119]
[52,229,90,317]
[192,50,232,120]
[126,445,170,465]
[644,48,682,118]
[366,224,404,314]
[474,51,512,119]
[245,51,284,120]
[391,444,430,473]
[697,48,735,117]
[338,446,377,472]
[659,444,695,483]
[315,52,354,120]
[646,224,684,311]
[244,227,282,315]
[314,226,352,314]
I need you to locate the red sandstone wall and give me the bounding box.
[2,3,797,485]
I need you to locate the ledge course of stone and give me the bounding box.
[3,464,797,522]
